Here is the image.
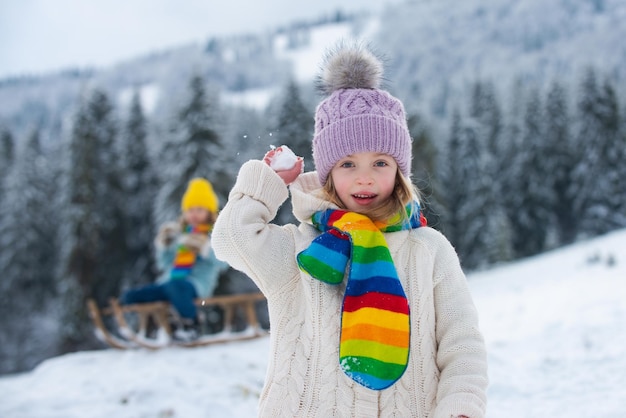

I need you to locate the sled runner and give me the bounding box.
[87,292,267,349]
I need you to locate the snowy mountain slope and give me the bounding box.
[471,229,626,417]
[2,0,625,137]
[376,0,626,118]
[1,229,624,418]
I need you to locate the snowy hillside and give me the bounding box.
[377,0,626,122]
[2,0,625,138]
[1,229,625,418]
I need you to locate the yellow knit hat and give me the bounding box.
[181,178,218,213]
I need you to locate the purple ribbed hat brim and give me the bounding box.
[313,114,412,185]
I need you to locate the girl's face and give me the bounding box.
[329,151,398,214]
[183,206,210,226]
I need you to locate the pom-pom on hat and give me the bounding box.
[181,178,218,213]
[313,42,412,185]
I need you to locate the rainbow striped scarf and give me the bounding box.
[297,203,426,390]
[170,223,211,280]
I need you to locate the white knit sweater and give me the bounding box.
[212,160,488,418]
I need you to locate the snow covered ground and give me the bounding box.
[1,229,625,418]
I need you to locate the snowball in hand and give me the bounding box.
[268,145,299,171]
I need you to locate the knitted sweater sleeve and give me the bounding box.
[429,230,488,418]
[212,160,301,295]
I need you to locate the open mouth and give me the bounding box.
[352,193,377,203]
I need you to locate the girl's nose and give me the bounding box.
[355,170,374,185]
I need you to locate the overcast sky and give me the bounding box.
[0,0,402,79]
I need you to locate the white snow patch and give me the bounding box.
[275,21,372,83]
[117,83,160,115]
[222,87,278,111]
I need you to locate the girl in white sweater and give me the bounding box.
[212,43,488,417]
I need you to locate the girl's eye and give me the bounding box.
[339,161,354,168]
[374,160,388,167]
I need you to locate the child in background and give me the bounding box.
[212,44,487,417]
[121,178,227,339]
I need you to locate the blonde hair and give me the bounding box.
[322,170,420,223]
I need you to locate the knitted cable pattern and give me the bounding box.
[297,205,426,390]
[211,162,488,417]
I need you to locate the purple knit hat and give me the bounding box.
[313,44,412,185]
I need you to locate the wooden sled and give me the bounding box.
[87,292,267,349]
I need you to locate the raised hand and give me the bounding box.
[263,146,304,185]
